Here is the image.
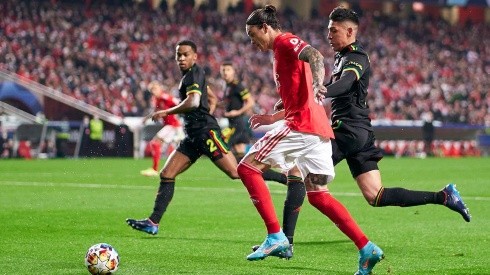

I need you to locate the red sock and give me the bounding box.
[150,140,161,171]
[237,162,281,234]
[307,191,368,249]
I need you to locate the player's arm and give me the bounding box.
[225,90,255,117]
[142,96,158,124]
[323,71,357,98]
[206,85,217,114]
[298,45,327,97]
[249,109,284,129]
[150,90,201,121]
[324,53,368,98]
[241,95,255,114]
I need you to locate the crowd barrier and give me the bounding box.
[4,121,489,159]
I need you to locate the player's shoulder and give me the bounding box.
[344,42,368,57]
[275,32,309,56]
[275,32,305,46]
[341,43,369,65]
[232,80,246,90]
[183,65,205,85]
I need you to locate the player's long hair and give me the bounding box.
[246,5,281,30]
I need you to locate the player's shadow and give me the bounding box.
[274,265,355,275]
[294,239,351,246]
[132,236,352,247]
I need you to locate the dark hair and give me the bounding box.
[329,6,359,25]
[177,40,197,53]
[221,60,234,67]
[246,5,281,30]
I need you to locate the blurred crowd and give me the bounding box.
[0,0,488,126]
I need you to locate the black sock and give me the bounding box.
[374,187,445,207]
[262,169,288,185]
[149,177,175,223]
[282,176,306,244]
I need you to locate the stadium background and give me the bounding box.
[0,0,489,159]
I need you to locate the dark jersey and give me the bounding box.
[224,80,251,127]
[327,41,372,131]
[178,64,220,135]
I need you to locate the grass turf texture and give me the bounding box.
[0,157,488,274]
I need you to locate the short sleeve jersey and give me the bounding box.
[330,41,372,130]
[224,80,251,126]
[178,64,220,135]
[153,93,181,127]
[273,32,334,139]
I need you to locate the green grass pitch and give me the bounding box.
[0,157,489,274]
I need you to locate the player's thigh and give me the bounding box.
[213,152,239,179]
[232,143,247,154]
[161,150,192,178]
[304,177,329,192]
[296,139,335,184]
[332,121,368,156]
[240,151,271,171]
[245,124,302,172]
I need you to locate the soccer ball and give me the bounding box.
[84,243,119,274]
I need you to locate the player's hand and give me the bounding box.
[314,84,327,103]
[249,114,274,129]
[148,110,168,122]
[273,99,284,111]
[224,110,240,118]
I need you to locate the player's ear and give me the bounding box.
[262,23,268,33]
[347,27,354,37]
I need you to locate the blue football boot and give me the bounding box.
[442,184,471,222]
[126,218,159,235]
[355,241,384,275]
[247,232,289,261]
[252,243,294,259]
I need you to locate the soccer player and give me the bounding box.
[219,61,287,184]
[126,40,240,234]
[140,80,184,177]
[317,6,470,221]
[254,5,471,262]
[240,5,383,274]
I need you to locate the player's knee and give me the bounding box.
[237,162,259,178]
[305,173,332,186]
[218,162,239,179]
[227,169,240,180]
[237,162,247,178]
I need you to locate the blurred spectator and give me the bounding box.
[89,115,104,156]
[0,0,487,126]
[421,112,435,156]
[17,140,32,159]
[55,117,70,158]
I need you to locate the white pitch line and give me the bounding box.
[0,181,489,201]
